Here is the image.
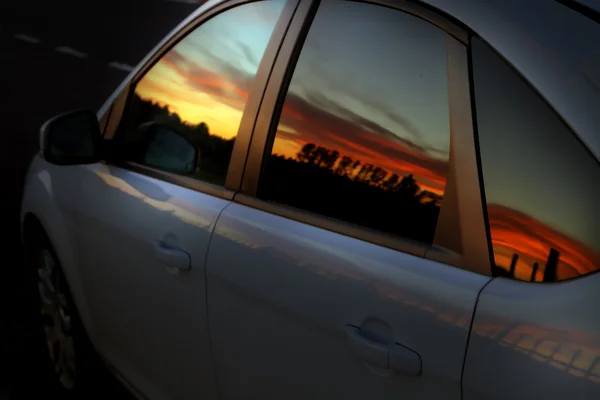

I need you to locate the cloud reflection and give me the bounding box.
[133,0,285,140]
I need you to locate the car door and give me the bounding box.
[462,35,600,400]
[205,1,493,399]
[70,1,291,398]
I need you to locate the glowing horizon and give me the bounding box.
[489,204,600,281]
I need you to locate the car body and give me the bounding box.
[20,0,600,399]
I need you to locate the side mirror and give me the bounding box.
[138,122,200,175]
[40,109,102,165]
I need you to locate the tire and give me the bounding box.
[22,226,106,397]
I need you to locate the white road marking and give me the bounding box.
[166,0,202,3]
[108,61,135,72]
[13,33,41,44]
[55,46,88,58]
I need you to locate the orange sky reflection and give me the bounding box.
[273,96,449,196]
[488,205,600,281]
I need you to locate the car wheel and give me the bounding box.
[25,228,104,396]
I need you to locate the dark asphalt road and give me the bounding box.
[0,0,201,397]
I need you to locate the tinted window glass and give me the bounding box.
[118,0,284,185]
[472,37,600,282]
[259,1,452,244]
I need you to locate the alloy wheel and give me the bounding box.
[36,249,76,389]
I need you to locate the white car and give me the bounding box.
[20,0,600,399]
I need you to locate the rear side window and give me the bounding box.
[472,37,600,282]
[259,0,453,245]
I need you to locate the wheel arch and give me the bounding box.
[20,161,99,354]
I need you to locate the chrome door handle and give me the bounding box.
[345,325,422,375]
[154,241,191,271]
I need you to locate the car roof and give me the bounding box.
[573,0,600,14]
[101,0,600,161]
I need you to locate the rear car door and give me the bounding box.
[463,31,600,400]
[205,1,493,399]
[70,1,291,398]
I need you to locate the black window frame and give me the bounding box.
[99,0,301,201]
[236,0,493,277]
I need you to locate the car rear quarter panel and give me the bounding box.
[463,274,600,399]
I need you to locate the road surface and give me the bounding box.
[0,0,202,397]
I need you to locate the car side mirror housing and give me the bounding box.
[40,109,102,165]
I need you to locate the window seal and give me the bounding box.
[464,34,496,276]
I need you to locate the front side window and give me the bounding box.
[472,37,600,282]
[117,0,285,186]
[259,1,453,245]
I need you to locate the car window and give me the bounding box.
[472,36,600,282]
[117,0,285,186]
[258,1,452,245]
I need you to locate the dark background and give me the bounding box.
[0,0,202,397]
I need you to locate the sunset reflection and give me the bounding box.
[489,205,600,282]
[472,36,600,283]
[132,0,284,140]
[472,319,600,384]
[272,93,449,196]
[118,0,285,186]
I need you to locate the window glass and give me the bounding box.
[472,37,600,282]
[118,0,285,185]
[259,1,452,244]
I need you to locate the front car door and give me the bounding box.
[205,1,493,398]
[71,1,291,398]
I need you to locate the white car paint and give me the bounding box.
[19,0,600,399]
[205,202,490,399]
[70,163,225,399]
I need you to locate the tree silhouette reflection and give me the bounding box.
[261,143,443,244]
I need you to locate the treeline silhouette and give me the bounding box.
[121,93,235,185]
[261,143,444,244]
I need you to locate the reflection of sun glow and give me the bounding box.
[130,0,287,143]
[488,205,600,281]
[272,136,305,160]
[135,62,246,141]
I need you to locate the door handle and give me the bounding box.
[154,241,191,271]
[345,325,422,375]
